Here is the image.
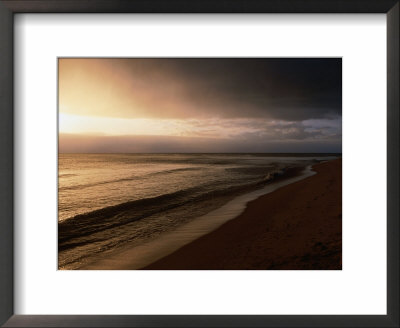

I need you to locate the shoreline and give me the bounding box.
[79,163,316,270]
[144,158,342,270]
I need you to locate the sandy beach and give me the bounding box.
[144,158,342,270]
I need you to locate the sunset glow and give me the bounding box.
[58,57,342,270]
[59,58,342,153]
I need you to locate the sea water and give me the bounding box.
[58,153,337,269]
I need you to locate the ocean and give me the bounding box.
[58,153,338,269]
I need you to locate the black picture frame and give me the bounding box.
[0,1,398,327]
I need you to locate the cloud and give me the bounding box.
[59,58,342,152]
[59,58,342,121]
[59,116,342,154]
[180,118,342,142]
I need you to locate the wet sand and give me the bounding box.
[144,158,342,270]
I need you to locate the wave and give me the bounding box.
[58,165,305,252]
[58,185,207,250]
[58,170,286,250]
[59,167,202,191]
[147,167,201,176]
[59,175,140,191]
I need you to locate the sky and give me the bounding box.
[59,58,342,153]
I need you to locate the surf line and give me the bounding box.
[82,166,316,270]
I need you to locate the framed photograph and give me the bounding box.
[57,57,343,271]
[0,1,398,327]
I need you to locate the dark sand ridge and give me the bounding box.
[144,158,342,270]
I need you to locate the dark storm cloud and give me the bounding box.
[157,58,342,121]
[62,58,341,121]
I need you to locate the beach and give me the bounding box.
[59,154,338,269]
[144,158,342,270]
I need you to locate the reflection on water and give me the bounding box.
[58,153,336,269]
[82,166,315,270]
